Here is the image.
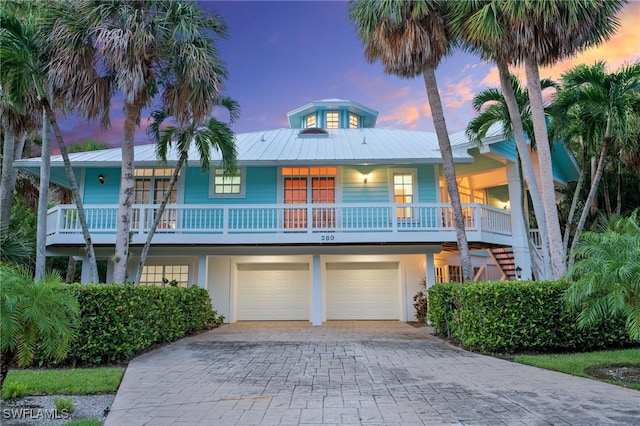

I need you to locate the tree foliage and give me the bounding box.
[0,264,79,387]
[564,210,640,341]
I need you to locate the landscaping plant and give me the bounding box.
[0,264,79,388]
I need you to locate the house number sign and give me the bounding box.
[320,235,335,241]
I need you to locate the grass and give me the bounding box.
[62,419,102,426]
[515,348,640,390]
[1,368,124,397]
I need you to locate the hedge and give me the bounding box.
[428,280,632,354]
[57,284,223,365]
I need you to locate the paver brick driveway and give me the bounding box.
[106,321,639,425]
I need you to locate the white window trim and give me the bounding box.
[209,167,246,198]
[387,168,419,204]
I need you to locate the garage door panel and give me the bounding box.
[236,264,309,321]
[326,262,399,320]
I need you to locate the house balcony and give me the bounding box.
[45,203,513,247]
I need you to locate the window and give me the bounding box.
[305,114,316,128]
[134,168,178,229]
[209,168,245,198]
[448,265,463,283]
[325,112,339,129]
[349,113,359,129]
[393,172,414,218]
[434,266,445,284]
[440,177,486,204]
[140,265,189,287]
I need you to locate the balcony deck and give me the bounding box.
[46,203,513,247]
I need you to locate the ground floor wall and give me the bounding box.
[87,245,504,325]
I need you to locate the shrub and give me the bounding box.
[428,280,632,354]
[427,282,465,339]
[412,278,428,322]
[58,284,223,365]
[54,396,75,414]
[2,381,27,399]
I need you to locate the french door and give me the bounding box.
[133,170,178,230]
[283,167,335,230]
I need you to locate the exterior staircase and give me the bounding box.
[489,247,517,280]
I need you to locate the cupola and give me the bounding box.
[287,99,378,130]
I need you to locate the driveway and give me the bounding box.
[105,321,639,425]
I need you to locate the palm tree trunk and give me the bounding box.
[615,161,622,216]
[112,99,142,284]
[602,172,612,217]
[0,349,15,389]
[590,157,598,213]
[563,141,587,254]
[422,65,473,282]
[0,129,17,233]
[41,98,99,283]
[65,256,77,283]
[133,153,186,285]
[568,131,611,269]
[497,61,552,277]
[524,59,566,279]
[35,108,51,281]
[0,131,27,239]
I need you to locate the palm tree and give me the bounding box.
[349,0,474,282]
[564,210,640,342]
[133,98,239,285]
[466,74,557,278]
[554,61,640,268]
[0,9,100,282]
[45,0,230,284]
[548,93,601,254]
[507,0,625,279]
[0,264,79,388]
[450,1,551,279]
[451,0,625,280]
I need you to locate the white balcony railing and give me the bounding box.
[46,203,513,246]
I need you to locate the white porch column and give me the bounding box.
[80,257,90,284]
[197,256,207,289]
[311,254,322,326]
[506,163,532,280]
[425,253,436,288]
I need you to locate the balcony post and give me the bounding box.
[506,163,532,280]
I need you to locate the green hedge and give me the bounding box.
[428,280,631,354]
[59,284,223,365]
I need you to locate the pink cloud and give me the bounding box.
[378,101,431,129]
[444,76,476,108]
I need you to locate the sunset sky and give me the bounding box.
[57,0,640,149]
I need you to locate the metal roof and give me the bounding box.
[15,127,475,169]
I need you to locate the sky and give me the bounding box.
[57,0,640,149]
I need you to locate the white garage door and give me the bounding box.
[236,263,309,320]
[326,262,399,320]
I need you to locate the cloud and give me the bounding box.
[443,76,477,108]
[378,101,431,130]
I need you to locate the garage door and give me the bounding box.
[326,262,399,320]
[236,263,309,320]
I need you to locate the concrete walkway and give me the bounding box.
[105,321,639,425]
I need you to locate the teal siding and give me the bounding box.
[416,165,437,202]
[183,166,278,204]
[488,139,518,163]
[342,165,437,203]
[342,166,389,203]
[551,142,580,183]
[84,168,120,203]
